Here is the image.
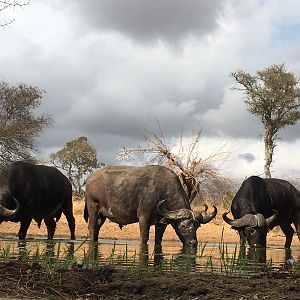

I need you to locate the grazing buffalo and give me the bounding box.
[0,161,75,240]
[84,165,217,246]
[223,175,300,248]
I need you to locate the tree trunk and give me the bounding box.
[180,173,197,203]
[264,128,274,178]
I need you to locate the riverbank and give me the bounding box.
[0,260,299,299]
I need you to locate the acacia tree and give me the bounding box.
[0,81,52,168]
[0,0,30,27]
[50,136,101,196]
[117,124,230,204]
[231,64,300,178]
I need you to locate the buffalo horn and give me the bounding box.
[201,206,218,224]
[157,200,193,220]
[255,214,266,227]
[265,210,278,228]
[222,212,258,228]
[0,197,20,219]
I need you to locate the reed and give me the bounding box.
[0,245,12,261]
[0,237,293,278]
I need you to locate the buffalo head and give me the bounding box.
[157,200,217,247]
[222,211,277,247]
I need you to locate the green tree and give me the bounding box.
[222,191,234,210]
[0,81,52,168]
[50,137,101,196]
[231,64,300,178]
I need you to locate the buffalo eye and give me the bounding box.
[192,219,200,228]
[245,227,256,235]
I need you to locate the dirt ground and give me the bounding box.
[0,200,300,300]
[0,260,300,299]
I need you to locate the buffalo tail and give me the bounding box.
[84,202,89,222]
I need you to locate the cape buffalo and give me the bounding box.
[84,165,217,246]
[223,175,300,248]
[0,161,75,240]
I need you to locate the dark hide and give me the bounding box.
[223,176,300,248]
[84,165,217,246]
[0,161,75,240]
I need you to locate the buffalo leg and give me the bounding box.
[238,229,246,258]
[138,215,151,245]
[155,223,167,245]
[88,202,104,241]
[88,217,103,242]
[44,218,56,239]
[98,214,106,231]
[238,230,246,259]
[292,211,300,243]
[18,218,32,240]
[280,223,294,249]
[238,229,246,246]
[63,207,76,240]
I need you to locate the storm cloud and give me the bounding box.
[58,0,226,44]
[1,0,300,178]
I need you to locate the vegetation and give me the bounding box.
[231,64,300,178]
[0,81,52,169]
[0,237,293,278]
[0,238,298,299]
[222,191,234,210]
[50,136,101,196]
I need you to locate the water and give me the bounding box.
[0,237,299,276]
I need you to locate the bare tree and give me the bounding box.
[0,81,52,168]
[0,0,30,27]
[117,123,230,204]
[231,64,300,178]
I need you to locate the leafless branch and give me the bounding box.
[117,123,231,204]
[0,0,30,27]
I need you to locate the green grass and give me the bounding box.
[216,228,274,276]
[0,236,296,279]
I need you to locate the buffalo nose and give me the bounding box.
[189,239,198,246]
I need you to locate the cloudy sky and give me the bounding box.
[1,0,300,180]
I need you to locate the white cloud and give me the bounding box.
[1,0,300,179]
[192,136,300,180]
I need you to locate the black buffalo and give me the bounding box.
[223,175,300,248]
[0,161,75,240]
[84,165,217,246]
